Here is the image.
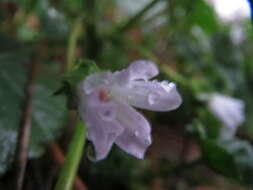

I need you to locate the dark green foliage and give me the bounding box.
[63,59,100,86]
[0,0,253,189]
[0,51,67,174]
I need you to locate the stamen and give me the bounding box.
[98,89,109,102]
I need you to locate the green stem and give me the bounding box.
[66,17,83,71]
[84,0,102,61]
[117,0,161,33]
[54,120,86,190]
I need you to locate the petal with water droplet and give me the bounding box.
[78,72,112,95]
[114,101,152,159]
[128,60,159,80]
[112,60,159,86]
[117,80,182,111]
[78,90,124,161]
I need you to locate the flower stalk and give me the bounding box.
[54,120,86,190]
[54,15,86,190]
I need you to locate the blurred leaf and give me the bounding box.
[198,109,220,139]
[187,119,207,140]
[39,7,69,40]
[55,59,100,109]
[0,52,67,174]
[0,34,20,52]
[222,139,253,186]
[0,52,29,174]
[62,0,83,15]
[63,59,100,86]
[201,139,240,180]
[190,0,219,34]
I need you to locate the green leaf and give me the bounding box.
[201,139,240,180]
[190,0,219,34]
[63,59,100,86]
[198,109,220,139]
[0,52,67,174]
[221,139,253,186]
[29,65,68,157]
[62,0,83,14]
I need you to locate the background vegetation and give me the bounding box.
[0,0,253,189]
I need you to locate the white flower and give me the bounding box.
[208,93,245,139]
[77,60,182,161]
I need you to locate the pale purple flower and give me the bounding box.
[77,60,182,161]
[208,93,245,139]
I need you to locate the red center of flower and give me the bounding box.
[98,89,109,102]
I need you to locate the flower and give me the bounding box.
[77,60,182,161]
[208,93,245,139]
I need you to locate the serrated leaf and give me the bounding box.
[0,52,67,174]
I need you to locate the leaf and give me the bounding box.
[198,108,220,139]
[29,65,67,157]
[63,59,100,86]
[190,0,219,34]
[0,51,67,174]
[39,7,69,40]
[221,139,253,186]
[201,139,240,180]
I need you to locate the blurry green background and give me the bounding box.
[0,0,253,189]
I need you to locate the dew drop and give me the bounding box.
[134,131,139,137]
[127,95,133,100]
[135,152,143,159]
[144,136,151,145]
[148,92,160,105]
[161,81,175,92]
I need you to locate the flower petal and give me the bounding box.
[78,91,123,161]
[78,72,112,95]
[208,94,245,128]
[114,101,152,159]
[128,60,159,80]
[113,80,182,111]
[111,60,159,87]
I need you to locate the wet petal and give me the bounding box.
[114,80,182,111]
[111,60,158,87]
[114,102,152,159]
[78,72,112,95]
[78,91,123,161]
[128,60,159,80]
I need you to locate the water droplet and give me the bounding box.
[148,93,160,105]
[161,80,168,86]
[134,131,139,137]
[134,151,143,159]
[161,81,175,92]
[127,95,133,100]
[144,137,151,145]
